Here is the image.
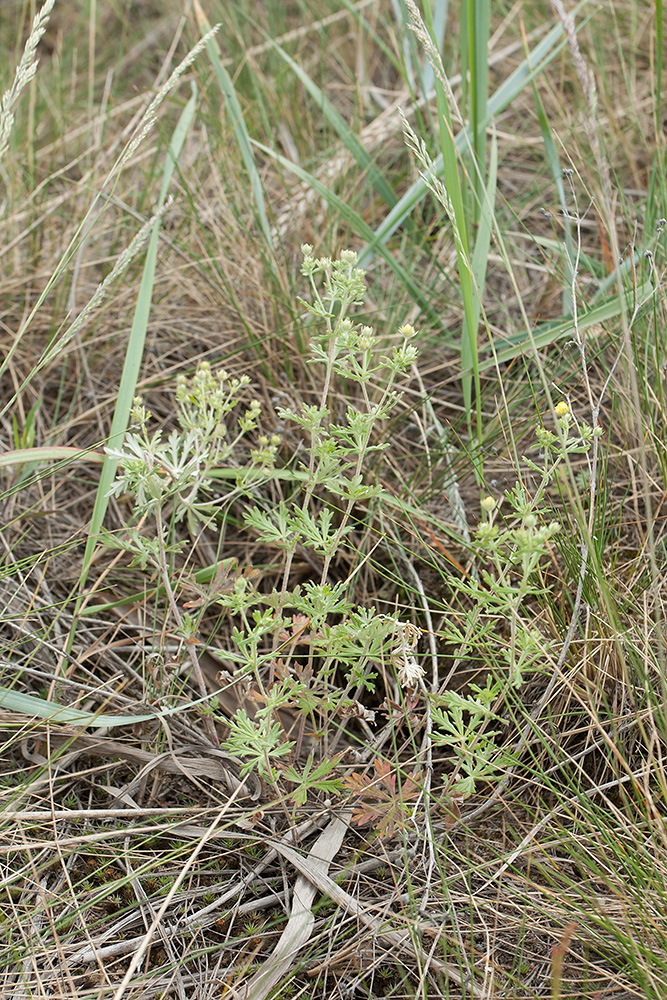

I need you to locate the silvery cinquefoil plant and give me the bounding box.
[223,246,426,778]
[105,247,427,795]
[427,400,601,799]
[105,247,595,818]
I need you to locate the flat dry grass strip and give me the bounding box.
[236,811,351,1000]
[28,729,256,790]
[0,806,211,822]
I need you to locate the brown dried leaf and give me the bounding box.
[342,758,421,839]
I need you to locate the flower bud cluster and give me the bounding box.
[251,433,282,470]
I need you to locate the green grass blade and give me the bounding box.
[656,0,663,135]
[645,0,665,233]
[261,34,397,209]
[0,446,104,469]
[467,0,489,214]
[77,83,198,592]
[0,686,207,728]
[468,125,497,346]
[420,0,448,94]
[194,0,273,250]
[531,78,575,314]
[477,278,656,371]
[390,0,420,91]
[419,0,479,443]
[359,19,567,266]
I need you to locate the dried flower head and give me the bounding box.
[391,622,424,689]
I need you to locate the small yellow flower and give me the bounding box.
[555,401,569,418]
[398,323,416,338]
[481,496,496,512]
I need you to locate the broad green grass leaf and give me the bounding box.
[0,686,170,727]
[471,126,497,320]
[0,446,104,469]
[78,82,198,591]
[194,0,273,250]
[460,125,497,432]
[477,279,656,371]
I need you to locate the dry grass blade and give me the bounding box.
[264,833,490,997]
[237,811,350,1000]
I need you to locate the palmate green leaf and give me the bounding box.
[243,501,293,548]
[282,754,344,807]
[289,505,340,556]
[221,709,293,779]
